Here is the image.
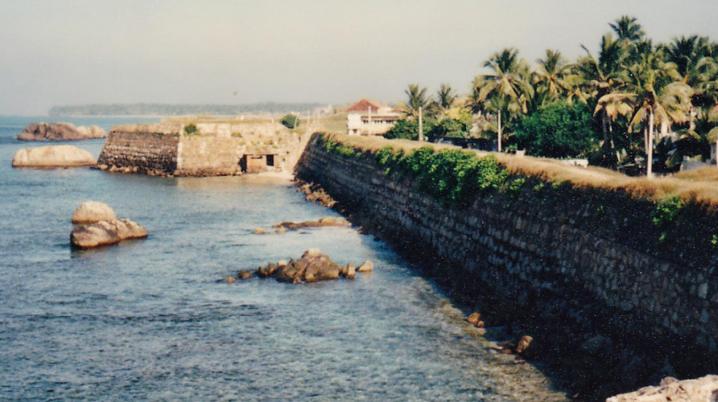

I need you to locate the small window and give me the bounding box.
[266,155,275,166]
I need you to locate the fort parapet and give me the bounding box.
[97,122,310,176]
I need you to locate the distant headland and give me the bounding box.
[48,102,327,117]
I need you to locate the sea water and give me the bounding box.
[0,116,567,401]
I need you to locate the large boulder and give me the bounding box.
[607,375,718,402]
[17,122,106,141]
[70,201,147,249]
[71,201,117,224]
[12,145,95,168]
[71,219,148,249]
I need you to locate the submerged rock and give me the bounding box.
[228,250,368,285]
[17,122,106,141]
[340,263,356,279]
[607,375,718,402]
[12,145,96,168]
[272,217,350,231]
[70,201,147,249]
[237,270,254,280]
[357,260,374,272]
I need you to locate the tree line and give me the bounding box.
[387,16,718,176]
[49,102,324,117]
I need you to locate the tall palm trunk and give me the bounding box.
[647,110,655,177]
[497,110,502,152]
[601,111,609,143]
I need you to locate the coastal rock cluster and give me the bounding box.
[225,249,373,285]
[12,145,96,168]
[607,375,718,402]
[17,122,105,141]
[70,201,148,249]
[296,180,336,208]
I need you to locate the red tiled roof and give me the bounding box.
[347,99,382,113]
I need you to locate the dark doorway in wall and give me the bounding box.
[239,155,247,172]
[266,154,275,167]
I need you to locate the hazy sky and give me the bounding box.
[2,0,718,115]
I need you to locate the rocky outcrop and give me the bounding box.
[607,375,718,402]
[271,217,350,232]
[12,145,95,168]
[17,122,105,141]
[70,201,147,249]
[227,249,372,285]
[296,180,336,208]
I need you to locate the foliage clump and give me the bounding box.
[323,137,361,158]
[183,123,199,136]
[280,114,300,129]
[514,101,597,158]
[652,195,684,242]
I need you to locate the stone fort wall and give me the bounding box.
[97,125,179,175]
[98,123,311,176]
[295,133,718,397]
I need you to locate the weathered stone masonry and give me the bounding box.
[295,133,718,394]
[98,126,179,175]
[98,123,310,176]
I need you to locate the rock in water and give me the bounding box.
[12,145,96,168]
[340,263,356,279]
[272,217,350,231]
[70,201,147,249]
[357,260,374,272]
[515,335,533,355]
[71,218,148,249]
[71,201,117,224]
[237,270,254,280]
[253,250,345,284]
[17,122,106,141]
[466,312,481,326]
[607,375,718,402]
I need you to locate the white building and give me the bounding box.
[346,99,401,136]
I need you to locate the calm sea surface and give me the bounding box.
[0,116,568,401]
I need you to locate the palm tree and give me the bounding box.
[435,83,457,116]
[401,84,430,118]
[577,34,629,164]
[624,50,692,176]
[664,36,718,131]
[533,49,574,105]
[474,48,534,151]
[610,16,645,42]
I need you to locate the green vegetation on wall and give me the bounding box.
[316,134,718,265]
